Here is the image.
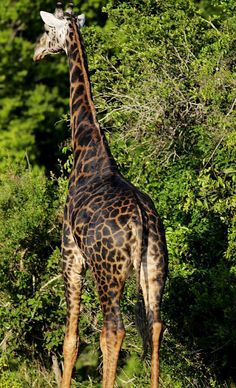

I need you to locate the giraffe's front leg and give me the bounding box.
[100,308,125,388]
[61,263,84,388]
[61,224,86,388]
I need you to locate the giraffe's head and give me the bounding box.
[33,1,85,61]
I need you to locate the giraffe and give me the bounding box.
[34,2,168,387]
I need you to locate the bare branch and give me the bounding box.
[40,275,62,292]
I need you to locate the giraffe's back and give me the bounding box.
[68,173,167,279]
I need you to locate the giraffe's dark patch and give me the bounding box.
[69,201,74,213]
[117,214,128,226]
[70,42,77,52]
[76,70,84,83]
[70,50,78,61]
[101,295,108,303]
[107,256,115,263]
[96,254,102,262]
[101,246,108,258]
[96,264,102,271]
[74,85,84,98]
[127,241,133,254]
[63,232,71,246]
[106,237,114,250]
[72,98,83,114]
[101,262,110,272]
[69,185,75,196]
[74,149,81,161]
[157,254,165,266]
[76,140,93,157]
[106,274,112,283]
[106,219,120,233]
[121,206,129,214]
[158,241,165,254]
[102,226,110,236]
[83,159,97,173]
[91,195,103,204]
[110,279,119,288]
[110,208,119,218]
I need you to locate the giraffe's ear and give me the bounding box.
[40,11,66,28]
[77,14,85,28]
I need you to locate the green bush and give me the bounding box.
[0,165,63,362]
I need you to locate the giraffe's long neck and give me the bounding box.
[66,20,117,184]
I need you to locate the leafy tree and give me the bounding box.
[0,0,106,173]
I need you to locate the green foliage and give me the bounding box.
[0,354,56,388]
[0,0,236,386]
[0,0,106,173]
[0,165,63,362]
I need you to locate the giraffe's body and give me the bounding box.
[34,5,168,388]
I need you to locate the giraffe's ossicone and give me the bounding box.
[34,3,168,388]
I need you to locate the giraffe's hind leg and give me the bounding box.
[100,317,125,388]
[61,258,84,388]
[61,222,86,388]
[96,273,126,388]
[139,240,167,388]
[150,321,164,388]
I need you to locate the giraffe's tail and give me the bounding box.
[134,291,151,356]
[133,202,151,356]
